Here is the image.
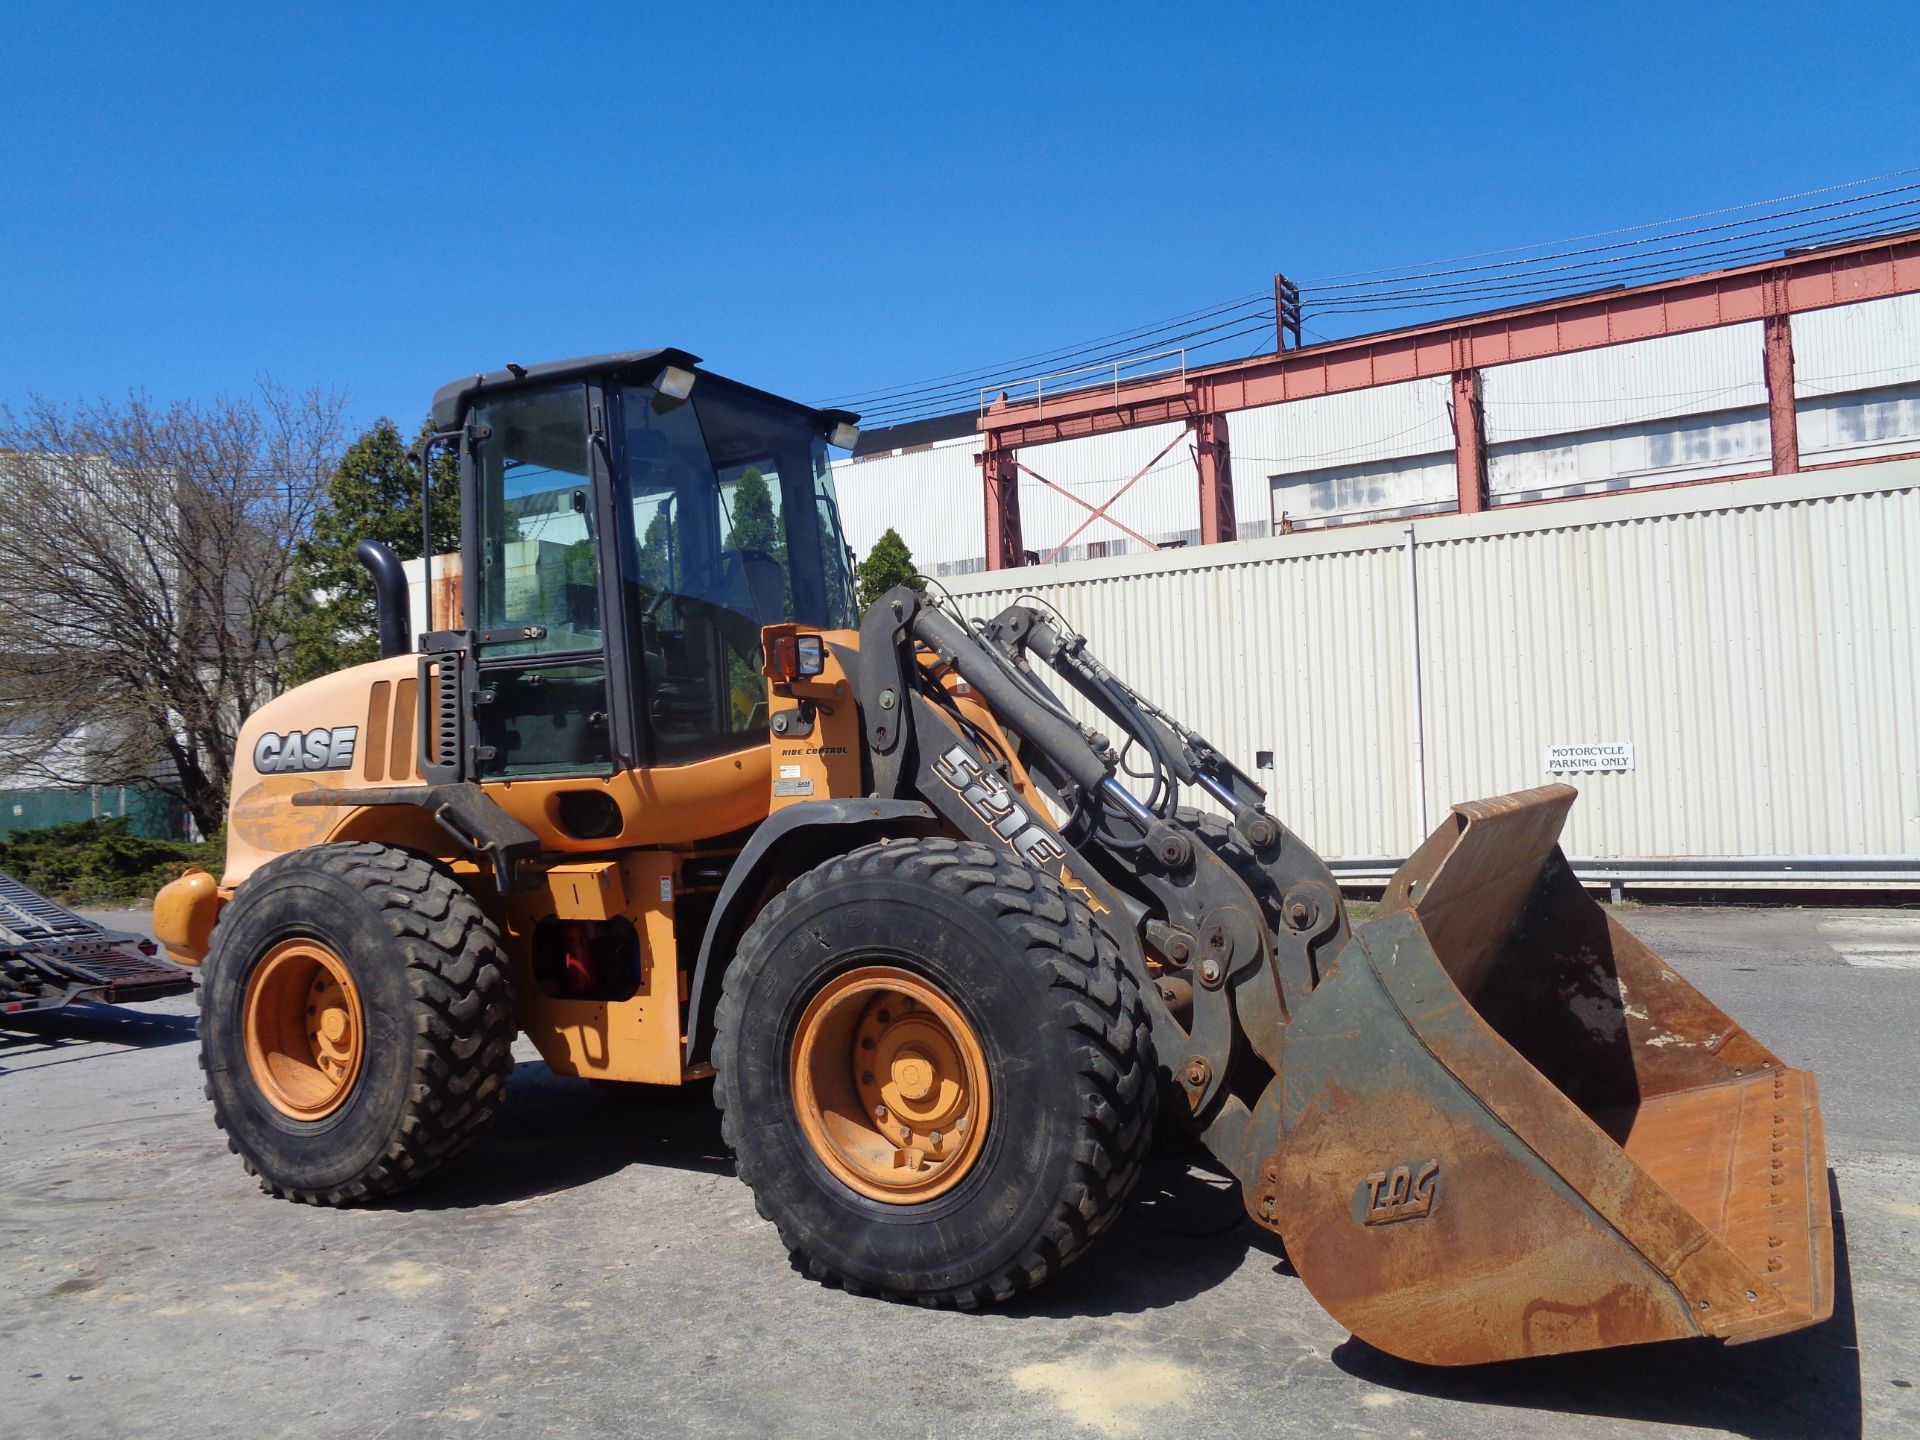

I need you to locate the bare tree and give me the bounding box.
[0,385,347,833]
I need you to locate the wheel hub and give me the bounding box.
[242,938,364,1120]
[791,965,990,1203]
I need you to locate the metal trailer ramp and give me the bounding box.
[0,870,193,1015]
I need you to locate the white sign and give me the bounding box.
[1545,742,1634,774]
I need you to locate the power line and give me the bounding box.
[853,311,1277,425]
[1304,210,1920,320]
[1302,193,1920,305]
[835,168,1920,429]
[1297,165,1920,283]
[820,291,1267,407]
[832,294,1270,415]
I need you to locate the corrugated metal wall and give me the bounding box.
[1482,326,1771,501]
[943,524,1416,857]
[1794,291,1920,394]
[1795,293,1920,465]
[832,438,983,575]
[1234,378,1454,528]
[1481,325,1767,440]
[943,459,1920,875]
[1014,421,1201,558]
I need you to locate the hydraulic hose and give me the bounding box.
[909,606,1113,797]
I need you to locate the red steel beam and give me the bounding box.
[1450,370,1488,513]
[980,231,1920,450]
[1192,412,1237,543]
[981,447,1023,570]
[1763,282,1801,474]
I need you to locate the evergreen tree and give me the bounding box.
[281,418,458,684]
[634,508,674,593]
[724,467,784,557]
[856,527,925,612]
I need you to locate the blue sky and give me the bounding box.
[3,1,1915,436]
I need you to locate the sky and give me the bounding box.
[4,1,1916,437]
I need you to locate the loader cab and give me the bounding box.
[430,350,859,781]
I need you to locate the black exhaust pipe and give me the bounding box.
[356,539,412,659]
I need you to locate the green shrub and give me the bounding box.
[0,817,222,905]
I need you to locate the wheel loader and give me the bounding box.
[154,349,1833,1366]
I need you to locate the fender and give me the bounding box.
[683,798,942,1067]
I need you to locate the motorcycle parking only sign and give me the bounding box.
[1544,742,1634,773]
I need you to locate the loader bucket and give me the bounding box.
[1261,785,1833,1366]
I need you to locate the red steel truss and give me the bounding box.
[974,231,1920,568]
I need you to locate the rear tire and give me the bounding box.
[198,842,515,1205]
[714,837,1156,1306]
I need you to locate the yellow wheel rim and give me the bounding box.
[242,938,364,1120]
[790,965,991,1204]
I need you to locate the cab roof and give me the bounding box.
[428,348,858,433]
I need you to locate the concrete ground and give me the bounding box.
[2,904,1917,1440]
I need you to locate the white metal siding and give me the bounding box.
[1015,422,1200,559]
[1271,450,1456,528]
[945,527,1415,858]
[1481,326,1772,501]
[1232,379,1455,474]
[1488,407,1771,501]
[1799,382,1920,465]
[1228,381,1455,528]
[1794,291,1920,396]
[832,438,983,575]
[1481,325,1767,442]
[1415,478,1920,859]
[944,460,1920,871]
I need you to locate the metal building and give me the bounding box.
[836,232,1920,886]
[836,233,1920,572]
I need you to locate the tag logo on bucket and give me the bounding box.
[1357,1159,1439,1225]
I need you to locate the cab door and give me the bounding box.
[464,382,633,778]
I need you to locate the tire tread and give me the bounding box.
[200,842,515,1206]
[713,836,1154,1307]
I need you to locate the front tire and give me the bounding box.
[198,842,515,1205]
[714,837,1156,1306]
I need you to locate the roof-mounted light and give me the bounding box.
[829,420,860,451]
[656,365,697,401]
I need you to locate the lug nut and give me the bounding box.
[874,1104,889,1121]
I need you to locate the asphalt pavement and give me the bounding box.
[2,903,1916,1439]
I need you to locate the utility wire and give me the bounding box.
[854,311,1277,425]
[1304,210,1920,320]
[1303,196,1920,306]
[820,291,1268,406]
[839,295,1271,417]
[834,168,1920,429]
[1298,165,1920,282]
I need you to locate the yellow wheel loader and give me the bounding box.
[155,350,1833,1365]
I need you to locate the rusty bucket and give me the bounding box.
[1265,785,1833,1365]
